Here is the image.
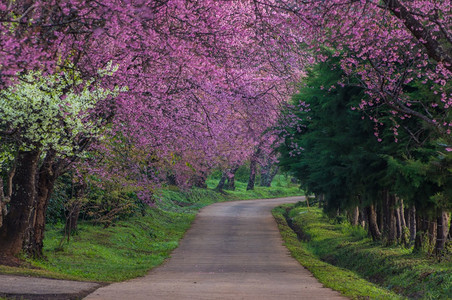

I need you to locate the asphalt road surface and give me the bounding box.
[85,197,346,300]
[0,274,100,299]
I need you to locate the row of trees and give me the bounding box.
[273,0,451,255]
[278,56,450,254]
[0,1,304,259]
[0,0,450,260]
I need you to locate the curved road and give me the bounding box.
[85,197,346,299]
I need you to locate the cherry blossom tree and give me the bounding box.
[254,0,451,141]
[0,0,303,258]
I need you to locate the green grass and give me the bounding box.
[273,203,452,299]
[30,207,195,282]
[206,174,304,200]
[2,179,303,283]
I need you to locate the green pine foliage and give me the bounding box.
[278,53,451,224]
[278,56,386,211]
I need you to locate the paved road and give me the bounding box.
[0,274,100,299]
[85,197,346,300]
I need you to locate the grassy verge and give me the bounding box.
[1,179,302,282]
[273,203,452,299]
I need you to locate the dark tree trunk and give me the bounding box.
[399,199,406,228]
[318,194,324,208]
[0,161,16,229]
[409,206,416,244]
[228,175,235,190]
[436,211,450,254]
[395,206,402,240]
[265,166,279,187]
[366,204,381,240]
[65,200,82,237]
[383,192,397,244]
[225,166,239,190]
[23,193,38,257]
[0,176,7,228]
[428,220,437,252]
[216,174,227,192]
[260,163,270,186]
[377,202,384,234]
[62,180,86,240]
[193,172,207,188]
[405,207,410,233]
[0,179,5,228]
[24,151,59,257]
[414,212,436,253]
[414,212,426,252]
[259,160,279,187]
[397,198,410,245]
[359,206,366,228]
[246,159,257,191]
[0,150,41,257]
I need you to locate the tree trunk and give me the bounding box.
[193,173,207,188]
[24,151,59,257]
[428,220,437,253]
[383,192,397,244]
[409,206,416,244]
[216,174,227,192]
[359,206,366,228]
[0,150,41,256]
[399,199,406,228]
[0,161,17,229]
[318,193,324,208]
[377,202,384,234]
[225,166,239,190]
[395,206,402,240]
[366,204,381,240]
[414,212,426,252]
[265,166,279,187]
[351,206,359,226]
[246,159,257,191]
[405,207,410,232]
[436,211,450,254]
[260,163,270,186]
[65,200,82,237]
[0,179,5,228]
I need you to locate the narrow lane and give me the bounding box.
[85,197,346,299]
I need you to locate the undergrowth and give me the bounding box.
[273,203,452,299]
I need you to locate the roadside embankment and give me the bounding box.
[273,202,451,299]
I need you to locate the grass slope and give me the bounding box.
[273,203,452,299]
[1,177,303,282]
